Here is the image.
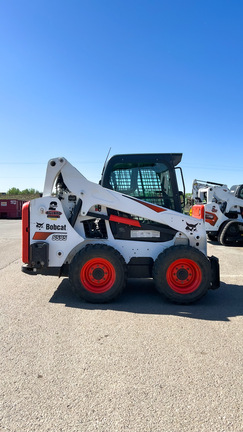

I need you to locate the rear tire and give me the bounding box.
[153,245,211,304]
[218,221,242,246]
[69,244,126,303]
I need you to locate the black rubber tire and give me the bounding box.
[69,244,126,303]
[207,233,218,242]
[153,245,211,304]
[218,221,241,246]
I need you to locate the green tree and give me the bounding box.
[7,187,21,195]
[21,188,39,194]
[5,187,40,196]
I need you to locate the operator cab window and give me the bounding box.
[230,185,243,200]
[107,162,175,210]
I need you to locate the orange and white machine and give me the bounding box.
[22,157,220,304]
[192,179,243,246]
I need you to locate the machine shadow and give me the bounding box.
[49,278,243,322]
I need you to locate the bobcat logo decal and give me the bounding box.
[36,222,44,229]
[186,222,198,232]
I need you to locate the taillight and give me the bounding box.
[22,202,30,264]
[205,211,218,226]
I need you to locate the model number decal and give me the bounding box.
[52,234,67,241]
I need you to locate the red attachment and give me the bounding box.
[191,204,205,220]
[80,258,116,293]
[22,202,30,264]
[109,214,141,227]
[166,258,202,294]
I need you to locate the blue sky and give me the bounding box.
[0,0,242,193]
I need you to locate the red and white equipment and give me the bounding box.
[22,157,220,303]
[192,179,243,246]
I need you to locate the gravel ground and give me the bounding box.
[0,220,242,432]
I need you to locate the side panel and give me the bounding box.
[28,196,85,267]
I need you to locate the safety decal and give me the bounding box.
[46,201,62,220]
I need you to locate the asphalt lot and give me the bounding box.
[0,220,242,432]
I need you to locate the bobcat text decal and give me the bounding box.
[46,223,67,230]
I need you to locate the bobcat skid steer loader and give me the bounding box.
[192,179,243,246]
[22,157,220,304]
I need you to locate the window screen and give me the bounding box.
[108,163,175,209]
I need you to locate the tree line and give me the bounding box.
[6,187,40,195]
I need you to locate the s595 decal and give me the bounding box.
[52,234,67,241]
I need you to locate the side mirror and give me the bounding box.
[179,191,185,209]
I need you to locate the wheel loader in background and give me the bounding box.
[22,155,220,304]
[191,179,243,246]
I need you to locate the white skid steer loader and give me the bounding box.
[22,157,220,304]
[192,179,243,246]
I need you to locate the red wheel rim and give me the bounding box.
[166,258,202,294]
[80,258,116,293]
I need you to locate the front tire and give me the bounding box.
[69,244,126,303]
[153,246,211,303]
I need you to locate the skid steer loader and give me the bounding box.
[22,156,220,304]
[191,179,243,246]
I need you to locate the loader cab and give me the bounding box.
[100,153,185,213]
[230,184,243,200]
